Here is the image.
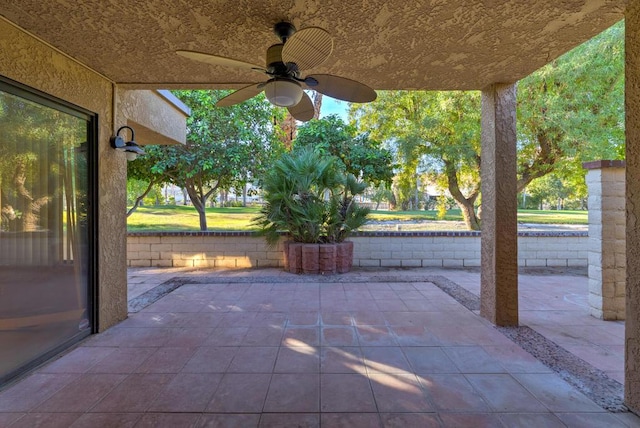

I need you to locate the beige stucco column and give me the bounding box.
[583,160,626,321]
[625,2,640,414]
[480,83,518,326]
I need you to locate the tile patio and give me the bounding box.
[0,267,638,427]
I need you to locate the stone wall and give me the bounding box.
[584,160,626,320]
[127,231,588,269]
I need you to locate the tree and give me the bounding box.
[367,183,394,210]
[351,22,624,230]
[525,174,574,210]
[517,21,624,193]
[126,147,167,216]
[352,91,483,229]
[294,115,395,186]
[128,90,284,230]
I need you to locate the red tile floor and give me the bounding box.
[1,267,639,427]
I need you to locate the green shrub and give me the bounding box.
[254,146,370,246]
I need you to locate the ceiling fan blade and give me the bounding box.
[281,27,333,70]
[287,92,315,122]
[176,50,264,72]
[307,74,377,103]
[216,83,265,107]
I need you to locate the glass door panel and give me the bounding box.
[0,83,94,383]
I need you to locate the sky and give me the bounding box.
[319,96,348,120]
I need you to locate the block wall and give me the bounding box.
[127,232,588,269]
[584,161,626,320]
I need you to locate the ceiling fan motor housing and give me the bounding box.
[266,44,298,77]
[273,21,296,42]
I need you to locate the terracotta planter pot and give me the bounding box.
[336,241,354,274]
[283,241,354,275]
[319,244,337,274]
[283,240,291,271]
[301,244,320,274]
[287,242,303,274]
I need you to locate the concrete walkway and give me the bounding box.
[0,267,638,427]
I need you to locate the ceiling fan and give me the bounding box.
[176,22,377,121]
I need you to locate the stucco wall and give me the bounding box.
[625,3,640,413]
[118,89,188,146]
[127,232,588,269]
[0,18,127,330]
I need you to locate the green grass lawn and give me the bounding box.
[127,205,260,232]
[127,204,588,232]
[515,209,588,224]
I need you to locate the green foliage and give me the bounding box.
[517,21,624,193]
[127,90,285,230]
[351,90,482,229]
[367,183,394,210]
[126,179,161,206]
[325,174,371,243]
[523,173,585,210]
[351,22,624,229]
[254,146,370,246]
[294,115,394,186]
[435,197,448,220]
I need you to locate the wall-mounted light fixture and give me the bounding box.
[110,125,145,161]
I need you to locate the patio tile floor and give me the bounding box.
[1,266,639,427]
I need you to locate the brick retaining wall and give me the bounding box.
[127,231,588,269]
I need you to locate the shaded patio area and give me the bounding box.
[1,267,638,427]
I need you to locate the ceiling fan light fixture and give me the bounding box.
[264,79,303,107]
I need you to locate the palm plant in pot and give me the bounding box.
[254,146,370,274]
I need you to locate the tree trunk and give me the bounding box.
[457,198,480,230]
[312,93,323,119]
[280,113,297,149]
[197,208,207,230]
[444,159,480,230]
[185,183,208,231]
[516,88,564,193]
[389,192,397,210]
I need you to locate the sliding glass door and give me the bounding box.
[0,78,96,384]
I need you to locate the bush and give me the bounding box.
[254,146,370,246]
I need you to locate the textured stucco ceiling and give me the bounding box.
[0,0,627,91]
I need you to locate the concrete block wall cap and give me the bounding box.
[582,160,626,170]
[128,230,587,238]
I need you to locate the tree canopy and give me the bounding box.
[351,91,482,228]
[517,20,624,196]
[128,90,284,230]
[294,115,395,186]
[350,21,624,229]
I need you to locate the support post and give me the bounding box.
[480,83,518,326]
[583,160,626,320]
[625,2,640,414]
